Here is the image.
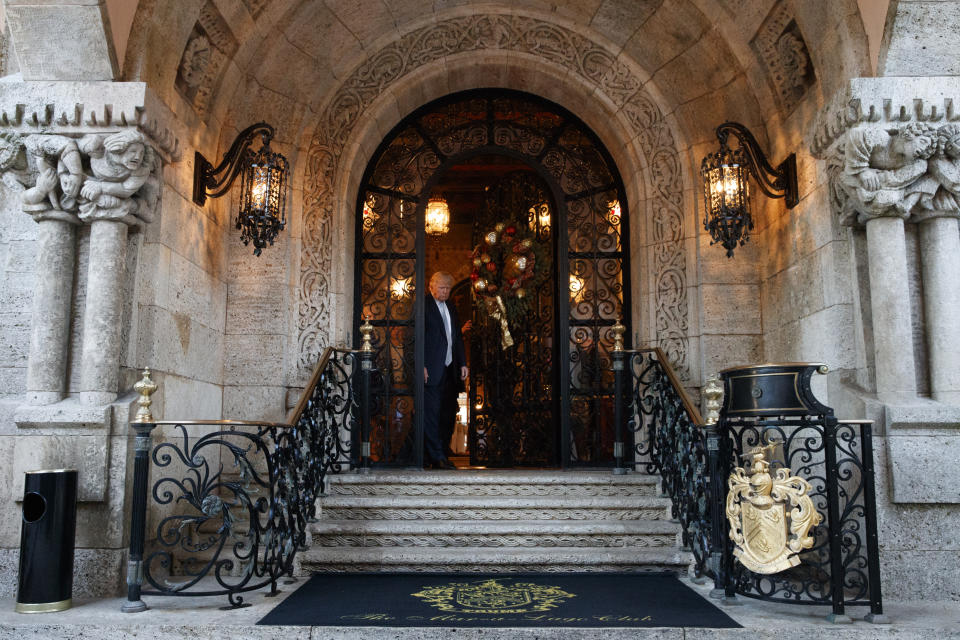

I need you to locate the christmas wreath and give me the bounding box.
[469,222,547,347]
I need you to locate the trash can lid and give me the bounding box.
[24,469,78,474]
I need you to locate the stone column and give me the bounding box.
[919,216,960,404]
[79,219,130,406]
[865,216,917,403]
[25,211,80,404]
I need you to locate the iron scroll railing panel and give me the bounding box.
[716,363,884,619]
[618,348,712,577]
[123,348,359,610]
[721,416,881,614]
[616,354,884,621]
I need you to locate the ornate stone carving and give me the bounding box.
[836,123,935,225]
[301,14,690,380]
[831,122,960,225]
[918,124,960,220]
[751,3,815,115]
[0,82,181,160]
[175,1,237,118]
[0,132,83,217]
[78,130,160,224]
[178,35,211,88]
[811,78,960,158]
[0,130,162,226]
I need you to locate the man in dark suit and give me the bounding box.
[424,271,468,469]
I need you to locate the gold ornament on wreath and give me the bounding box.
[469,221,546,348]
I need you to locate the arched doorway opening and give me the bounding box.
[354,90,630,469]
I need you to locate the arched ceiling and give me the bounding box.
[122,0,871,162]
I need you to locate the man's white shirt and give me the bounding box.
[436,298,453,367]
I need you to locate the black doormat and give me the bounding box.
[258,572,742,628]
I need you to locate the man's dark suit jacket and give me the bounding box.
[424,294,466,387]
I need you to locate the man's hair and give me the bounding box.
[430,271,454,286]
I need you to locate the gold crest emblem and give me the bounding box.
[726,444,822,574]
[411,579,575,614]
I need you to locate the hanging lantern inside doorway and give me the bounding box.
[425,195,450,237]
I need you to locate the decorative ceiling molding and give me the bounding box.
[300,13,690,381]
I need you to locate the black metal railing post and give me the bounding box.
[122,369,158,613]
[822,415,850,623]
[611,317,627,475]
[859,421,889,624]
[701,375,731,599]
[358,317,375,473]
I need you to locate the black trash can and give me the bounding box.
[16,469,78,613]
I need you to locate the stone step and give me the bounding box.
[310,519,681,548]
[327,471,661,498]
[318,496,672,521]
[300,546,692,573]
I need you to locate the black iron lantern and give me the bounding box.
[193,122,289,256]
[700,122,798,258]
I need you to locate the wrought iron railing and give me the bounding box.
[714,365,885,623]
[612,344,714,579]
[122,345,373,612]
[612,329,885,622]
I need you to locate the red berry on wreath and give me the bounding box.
[486,262,497,272]
[505,225,516,235]
[470,272,479,281]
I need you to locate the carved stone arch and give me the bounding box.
[299,12,691,383]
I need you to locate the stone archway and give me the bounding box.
[298,13,691,384]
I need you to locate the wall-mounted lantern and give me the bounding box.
[193,122,289,256]
[700,122,798,258]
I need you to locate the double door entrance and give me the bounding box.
[353,90,630,468]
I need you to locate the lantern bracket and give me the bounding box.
[192,122,276,206]
[714,122,798,209]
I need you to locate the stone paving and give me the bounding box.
[0,577,956,639]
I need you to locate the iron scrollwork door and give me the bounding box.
[354,89,630,468]
[469,172,557,467]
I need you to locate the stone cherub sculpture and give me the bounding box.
[78,130,159,224]
[0,132,85,213]
[838,122,937,225]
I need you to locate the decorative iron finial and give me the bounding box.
[611,316,626,352]
[133,368,158,423]
[360,316,375,353]
[702,374,724,425]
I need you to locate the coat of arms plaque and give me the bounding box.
[726,444,822,574]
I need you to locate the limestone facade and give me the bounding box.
[0,0,955,600]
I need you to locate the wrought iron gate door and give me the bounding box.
[354,90,630,468]
[469,173,557,467]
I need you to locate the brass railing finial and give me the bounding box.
[359,316,375,353]
[133,368,158,423]
[611,315,626,352]
[702,374,724,426]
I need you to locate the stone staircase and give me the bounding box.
[300,470,692,573]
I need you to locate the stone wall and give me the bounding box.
[0,0,955,602]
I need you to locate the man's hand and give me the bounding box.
[460,366,469,381]
[424,367,428,383]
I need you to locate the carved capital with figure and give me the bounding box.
[0,130,162,227]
